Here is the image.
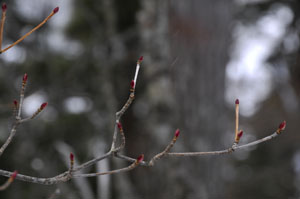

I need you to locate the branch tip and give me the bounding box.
[235,99,239,105]
[130,80,135,89]
[53,7,59,14]
[13,100,18,107]
[23,73,28,83]
[40,102,48,110]
[138,56,143,62]
[137,154,144,163]
[2,3,7,12]
[70,153,74,162]
[277,120,286,134]
[175,129,180,138]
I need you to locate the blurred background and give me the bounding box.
[0,0,299,198]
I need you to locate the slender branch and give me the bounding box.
[149,129,180,166]
[114,131,283,164]
[0,74,27,158]
[0,3,7,51]
[73,155,144,178]
[168,132,280,157]
[72,152,112,172]
[0,169,70,185]
[0,124,17,157]
[0,7,59,54]
[110,57,142,151]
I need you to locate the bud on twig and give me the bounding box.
[40,102,48,110]
[8,171,18,183]
[2,3,7,12]
[70,153,74,163]
[137,56,143,64]
[175,129,180,138]
[235,130,243,143]
[53,7,59,14]
[30,102,48,119]
[137,154,144,163]
[276,121,286,134]
[117,122,123,130]
[130,80,135,90]
[23,73,28,84]
[235,99,239,104]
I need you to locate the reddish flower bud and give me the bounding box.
[237,130,243,139]
[235,99,239,105]
[2,3,7,12]
[175,129,180,138]
[278,121,286,131]
[138,56,143,62]
[23,73,28,82]
[130,80,135,89]
[137,154,144,163]
[11,171,18,180]
[40,102,48,110]
[117,122,122,130]
[70,153,74,162]
[53,7,59,13]
[13,100,18,107]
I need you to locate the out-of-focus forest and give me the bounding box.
[0,0,300,198]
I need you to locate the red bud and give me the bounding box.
[40,102,48,110]
[11,171,18,180]
[137,154,144,163]
[70,153,74,162]
[237,130,243,138]
[235,99,239,105]
[2,3,7,12]
[117,122,122,130]
[138,56,143,62]
[130,80,135,89]
[175,129,180,138]
[13,100,18,107]
[53,7,59,13]
[23,73,28,82]
[278,121,286,131]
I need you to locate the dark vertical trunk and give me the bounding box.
[134,0,235,198]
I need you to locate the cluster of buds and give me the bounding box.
[0,3,59,54]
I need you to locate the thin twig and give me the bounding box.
[168,132,280,157]
[110,58,142,151]
[0,4,7,50]
[72,152,112,172]
[0,169,69,185]
[0,124,17,157]
[149,129,180,166]
[73,155,144,178]
[0,7,59,54]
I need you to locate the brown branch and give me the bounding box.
[0,3,7,50]
[0,7,59,54]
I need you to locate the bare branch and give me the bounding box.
[73,154,144,178]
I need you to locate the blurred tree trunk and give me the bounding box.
[134,0,235,198]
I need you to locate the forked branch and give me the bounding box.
[0,57,287,189]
